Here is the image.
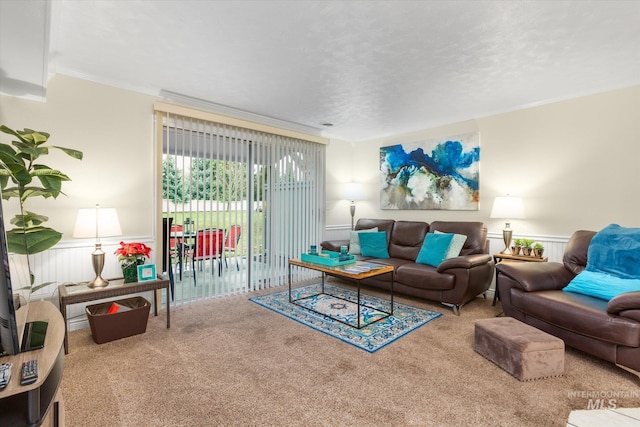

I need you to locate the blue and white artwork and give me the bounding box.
[380,132,480,210]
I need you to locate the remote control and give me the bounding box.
[0,362,11,390]
[20,359,38,385]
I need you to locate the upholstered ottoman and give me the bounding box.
[474,317,564,381]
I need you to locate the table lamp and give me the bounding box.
[490,195,525,254]
[73,204,122,287]
[343,182,363,230]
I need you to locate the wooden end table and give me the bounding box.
[492,253,548,306]
[58,275,170,354]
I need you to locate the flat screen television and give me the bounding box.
[0,195,47,356]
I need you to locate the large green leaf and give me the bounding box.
[6,227,62,255]
[12,142,48,160]
[0,186,19,199]
[10,211,49,228]
[0,125,30,144]
[22,129,50,144]
[33,165,71,181]
[21,187,63,200]
[0,144,31,185]
[32,282,56,293]
[52,146,83,160]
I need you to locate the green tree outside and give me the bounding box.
[162,157,190,203]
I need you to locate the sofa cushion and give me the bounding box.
[435,230,467,259]
[348,227,378,255]
[388,220,429,260]
[511,289,640,347]
[429,221,487,255]
[395,263,455,290]
[359,232,390,258]
[563,270,640,301]
[416,233,454,267]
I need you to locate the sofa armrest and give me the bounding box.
[320,239,350,253]
[495,262,575,292]
[607,291,640,322]
[437,254,492,272]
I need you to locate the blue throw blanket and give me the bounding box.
[586,224,640,279]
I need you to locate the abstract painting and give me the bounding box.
[380,132,480,210]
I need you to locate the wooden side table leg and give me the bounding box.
[492,256,500,307]
[166,282,170,328]
[60,299,69,355]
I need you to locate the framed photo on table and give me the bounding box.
[137,264,157,282]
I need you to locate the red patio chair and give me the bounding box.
[191,229,225,283]
[223,225,242,270]
[170,224,189,280]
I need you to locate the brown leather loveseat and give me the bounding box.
[321,218,495,315]
[496,230,640,377]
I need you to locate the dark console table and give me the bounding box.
[58,275,170,354]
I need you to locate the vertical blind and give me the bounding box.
[155,103,326,304]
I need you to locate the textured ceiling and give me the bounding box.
[2,1,640,141]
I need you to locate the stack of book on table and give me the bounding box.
[343,263,386,274]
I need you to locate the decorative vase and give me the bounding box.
[122,259,145,283]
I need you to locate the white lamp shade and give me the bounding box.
[72,207,122,238]
[490,196,525,219]
[343,182,363,201]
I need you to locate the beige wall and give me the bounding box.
[0,75,160,239]
[2,76,639,243]
[325,85,640,237]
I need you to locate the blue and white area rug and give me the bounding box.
[249,283,442,353]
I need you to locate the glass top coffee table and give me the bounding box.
[288,259,394,329]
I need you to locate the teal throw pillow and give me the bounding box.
[563,270,640,301]
[416,233,455,267]
[348,227,378,255]
[359,231,390,259]
[435,231,467,259]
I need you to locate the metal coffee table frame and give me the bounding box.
[288,259,394,329]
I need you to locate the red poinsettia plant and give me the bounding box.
[115,241,152,267]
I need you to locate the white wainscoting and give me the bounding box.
[323,225,352,243]
[487,232,569,263]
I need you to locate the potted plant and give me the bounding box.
[0,125,83,291]
[511,238,523,255]
[115,241,152,283]
[521,238,535,256]
[533,242,544,258]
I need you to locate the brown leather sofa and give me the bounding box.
[321,218,495,315]
[496,230,640,377]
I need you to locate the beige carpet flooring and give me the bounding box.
[61,280,640,426]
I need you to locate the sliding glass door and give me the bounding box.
[156,105,325,303]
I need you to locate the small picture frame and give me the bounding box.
[137,264,156,282]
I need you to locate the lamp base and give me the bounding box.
[501,225,513,254]
[350,203,356,230]
[87,276,109,288]
[88,244,109,288]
